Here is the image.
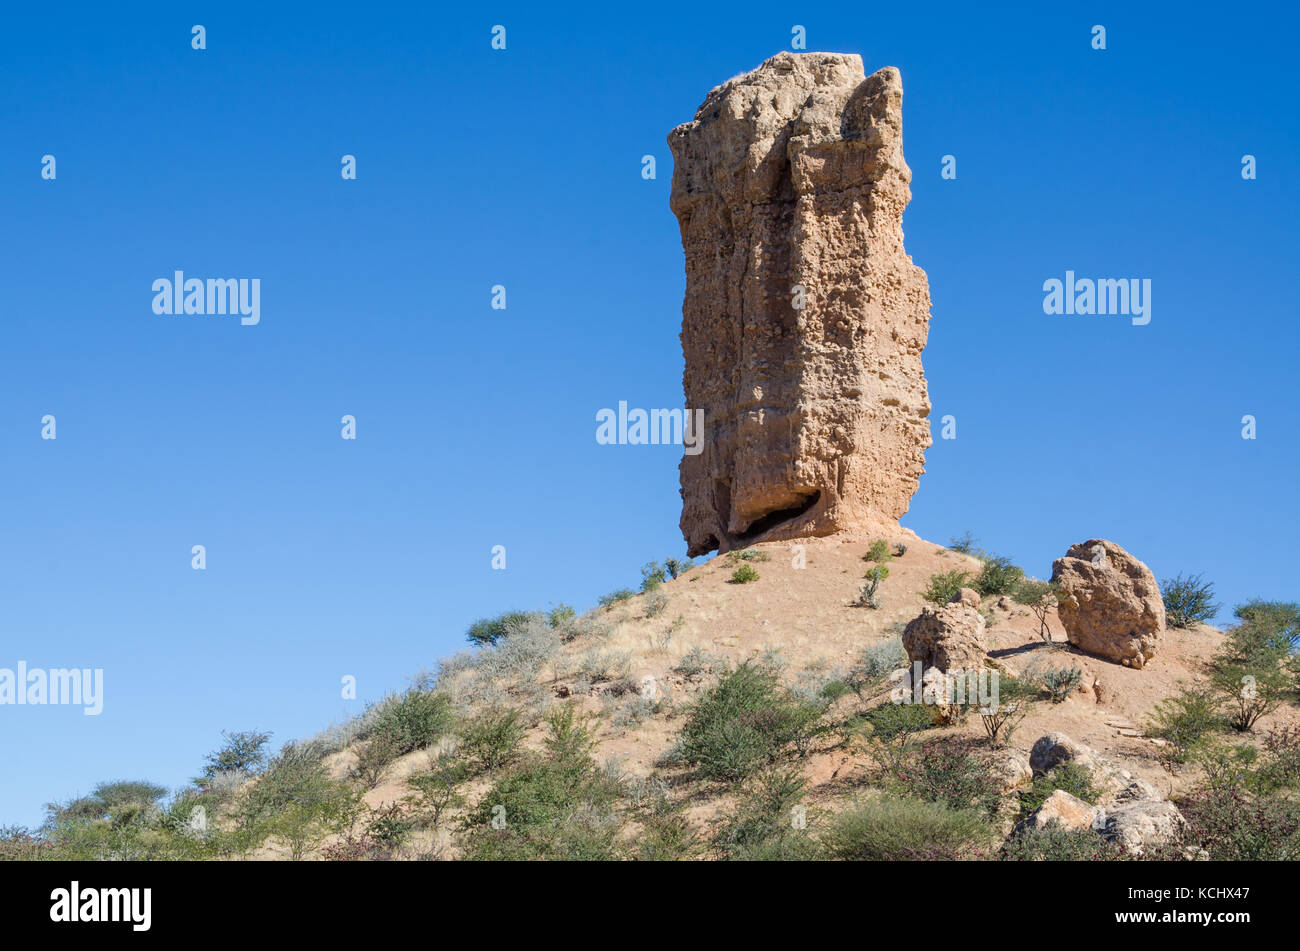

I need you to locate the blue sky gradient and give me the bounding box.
[1,2,1296,825]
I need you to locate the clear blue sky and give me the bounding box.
[1,2,1296,827]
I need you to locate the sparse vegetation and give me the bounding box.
[663,556,694,579]
[465,610,538,646]
[863,539,893,564]
[730,563,760,584]
[676,663,832,782]
[846,638,906,699]
[922,569,969,605]
[1018,762,1097,818]
[1012,578,1060,644]
[598,588,636,608]
[820,796,988,860]
[974,554,1025,597]
[1037,666,1082,703]
[1144,685,1227,763]
[860,702,934,773]
[979,675,1034,747]
[1160,573,1221,628]
[948,531,978,554]
[857,565,886,608]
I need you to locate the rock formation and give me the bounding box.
[902,588,988,673]
[1025,732,1184,855]
[669,52,932,556]
[1051,539,1166,669]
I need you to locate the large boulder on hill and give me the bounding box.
[1051,539,1166,668]
[669,52,932,556]
[901,590,988,673]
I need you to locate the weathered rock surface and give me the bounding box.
[989,749,1034,794]
[669,52,931,556]
[1015,790,1101,834]
[1093,800,1186,854]
[1051,539,1166,668]
[902,590,988,674]
[1030,732,1164,806]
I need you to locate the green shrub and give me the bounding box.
[1234,599,1300,651]
[1160,573,1221,628]
[857,565,886,608]
[1012,579,1059,643]
[368,689,455,757]
[547,603,577,627]
[1039,666,1082,703]
[459,708,526,773]
[664,556,694,579]
[821,796,987,860]
[1180,785,1300,860]
[640,561,668,591]
[922,570,970,605]
[598,588,636,608]
[861,702,934,773]
[238,745,361,859]
[979,674,1034,747]
[863,540,892,564]
[847,638,906,699]
[677,663,827,782]
[948,531,978,554]
[1144,685,1226,762]
[1210,619,1292,732]
[714,767,819,861]
[351,732,401,788]
[1002,824,1128,861]
[404,755,472,828]
[466,610,537,646]
[891,739,1002,818]
[460,706,625,861]
[202,730,272,779]
[974,555,1025,597]
[730,564,759,584]
[1019,762,1097,818]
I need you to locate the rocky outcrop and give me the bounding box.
[669,52,931,556]
[1093,801,1186,854]
[902,590,988,673]
[1051,539,1166,668]
[1023,732,1183,855]
[1015,790,1100,835]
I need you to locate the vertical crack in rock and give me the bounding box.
[670,51,932,556]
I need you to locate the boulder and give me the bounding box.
[989,749,1033,793]
[669,52,932,556]
[1014,790,1101,834]
[1093,800,1186,855]
[1050,539,1165,668]
[1029,732,1163,806]
[901,594,988,674]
